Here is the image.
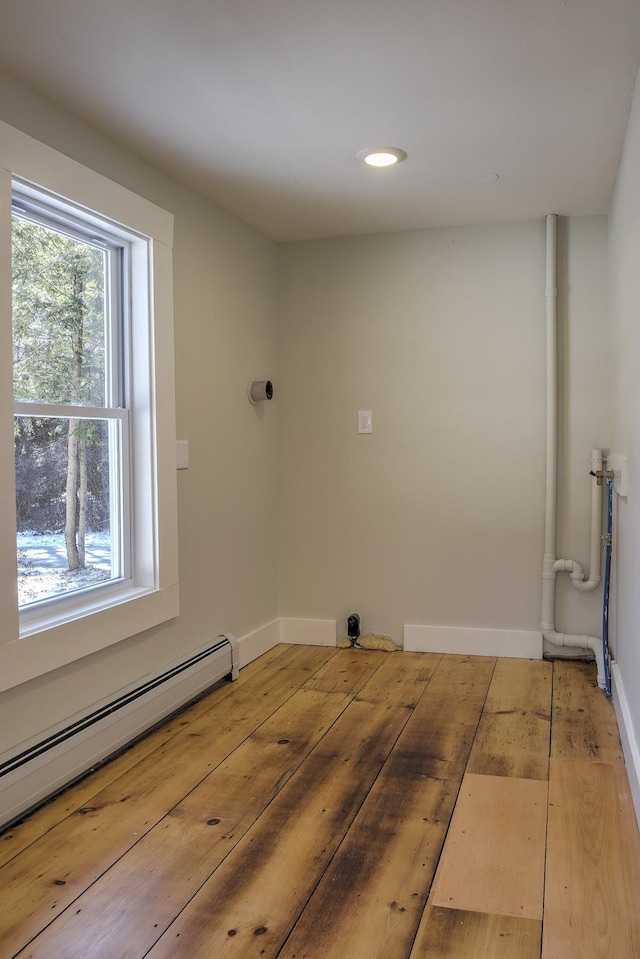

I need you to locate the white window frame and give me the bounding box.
[13,190,132,595]
[0,121,179,691]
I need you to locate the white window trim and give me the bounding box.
[0,121,178,691]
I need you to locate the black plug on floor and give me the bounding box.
[347,613,361,646]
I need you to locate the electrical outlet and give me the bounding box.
[176,440,189,469]
[358,410,372,434]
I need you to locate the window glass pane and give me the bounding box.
[15,416,117,607]
[12,214,107,406]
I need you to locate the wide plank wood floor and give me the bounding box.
[1,645,639,958]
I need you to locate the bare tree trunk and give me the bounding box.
[65,420,81,570]
[78,438,87,567]
[65,263,86,570]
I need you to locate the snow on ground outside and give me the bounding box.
[17,532,112,607]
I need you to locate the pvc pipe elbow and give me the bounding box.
[542,628,605,690]
[554,558,601,591]
[570,574,601,592]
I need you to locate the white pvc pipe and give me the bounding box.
[540,213,605,688]
[542,213,558,570]
[540,218,602,595]
[541,214,558,633]
[543,628,605,690]
[571,448,602,591]
[554,448,602,592]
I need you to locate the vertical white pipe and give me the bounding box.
[554,450,603,590]
[568,448,602,590]
[540,214,605,688]
[544,213,557,557]
[541,214,558,631]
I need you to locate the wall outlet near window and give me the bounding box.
[176,440,189,469]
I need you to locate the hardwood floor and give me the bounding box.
[1,645,639,958]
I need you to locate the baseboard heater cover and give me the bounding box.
[0,632,238,830]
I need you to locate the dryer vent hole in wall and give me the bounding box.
[248,380,274,404]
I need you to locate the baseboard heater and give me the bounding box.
[0,633,239,831]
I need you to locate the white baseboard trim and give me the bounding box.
[236,619,281,669]
[404,624,542,659]
[279,617,337,647]
[611,661,640,830]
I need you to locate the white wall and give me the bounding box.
[609,71,640,753]
[0,75,279,752]
[278,217,609,645]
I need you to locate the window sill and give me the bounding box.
[1,583,179,692]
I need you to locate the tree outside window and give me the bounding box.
[12,208,127,607]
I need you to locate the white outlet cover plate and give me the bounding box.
[358,410,372,434]
[176,439,189,469]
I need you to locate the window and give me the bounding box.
[13,191,130,609]
[0,121,179,691]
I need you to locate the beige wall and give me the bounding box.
[609,69,640,744]
[0,75,279,750]
[0,71,613,754]
[278,217,609,644]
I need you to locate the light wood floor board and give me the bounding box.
[143,653,440,959]
[410,906,542,959]
[467,658,551,780]
[0,652,638,959]
[0,644,290,869]
[551,661,624,763]
[278,655,495,959]
[19,649,385,959]
[542,758,640,959]
[0,644,337,957]
[430,772,547,920]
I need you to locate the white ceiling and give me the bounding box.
[0,0,639,241]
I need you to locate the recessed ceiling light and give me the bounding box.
[357,147,407,167]
[470,171,500,183]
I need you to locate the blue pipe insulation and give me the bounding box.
[602,476,613,699]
